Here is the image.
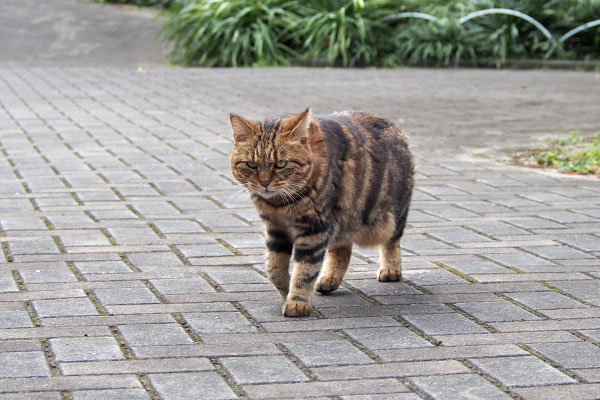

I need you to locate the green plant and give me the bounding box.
[515,131,600,175]
[160,0,303,66]
[295,0,397,67]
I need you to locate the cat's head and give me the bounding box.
[229,108,313,200]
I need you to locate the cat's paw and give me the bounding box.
[315,276,341,294]
[282,298,312,317]
[378,268,401,282]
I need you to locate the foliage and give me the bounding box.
[513,131,600,175]
[99,0,600,67]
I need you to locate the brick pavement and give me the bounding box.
[0,65,599,399]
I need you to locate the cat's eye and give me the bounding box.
[275,160,287,168]
[246,161,258,169]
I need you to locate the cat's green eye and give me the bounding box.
[246,161,258,169]
[275,160,287,168]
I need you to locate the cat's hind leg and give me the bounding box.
[315,240,353,294]
[378,240,401,282]
[378,208,408,282]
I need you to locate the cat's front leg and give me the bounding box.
[283,232,329,317]
[265,227,293,298]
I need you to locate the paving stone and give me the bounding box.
[404,268,468,285]
[74,261,132,275]
[20,267,78,284]
[0,310,34,328]
[283,340,374,367]
[579,329,600,343]
[59,357,213,376]
[504,291,588,310]
[176,243,233,258]
[148,277,216,295]
[117,323,194,346]
[455,300,541,322]
[220,355,310,384]
[483,250,556,267]
[184,312,258,334]
[93,287,160,305]
[241,378,410,399]
[402,313,489,335]
[340,394,421,400]
[345,280,423,296]
[442,260,512,274]
[151,220,205,234]
[203,268,270,285]
[428,227,493,243]
[126,252,186,269]
[528,342,600,369]
[8,240,60,255]
[513,384,600,400]
[32,298,99,318]
[71,389,150,400]
[0,273,19,293]
[550,280,600,301]
[107,228,161,245]
[522,245,595,260]
[409,373,510,400]
[49,337,125,362]
[343,326,433,350]
[0,351,51,378]
[470,355,576,387]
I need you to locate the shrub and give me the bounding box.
[101,0,600,66]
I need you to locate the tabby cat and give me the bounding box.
[229,108,414,317]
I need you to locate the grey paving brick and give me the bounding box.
[32,298,99,318]
[74,261,132,275]
[283,340,374,367]
[149,277,216,295]
[107,227,161,245]
[184,312,258,334]
[71,389,150,400]
[126,252,185,269]
[550,280,600,301]
[409,373,510,400]
[0,272,19,293]
[343,326,433,350]
[429,227,494,243]
[151,220,205,234]
[8,240,60,255]
[523,245,595,260]
[203,268,270,285]
[59,231,112,247]
[148,371,238,400]
[20,267,78,284]
[483,250,556,267]
[404,268,468,285]
[403,313,489,335]
[455,300,541,322]
[93,287,160,305]
[0,351,51,378]
[341,395,421,400]
[505,291,588,310]
[0,310,34,328]
[220,355,310,384]
[579,329,600,343]
[49,337,125,362]
[345,280,422,296]
[470,355,576,387]
[558,234,600,252]
[117,323,193,346]
[443,260,512,274]
[0,217,47,230]
[528,342,600,369]
[176,243,233,258]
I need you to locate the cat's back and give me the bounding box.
[313,111,410,162]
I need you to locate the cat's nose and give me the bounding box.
[259,179,271,187]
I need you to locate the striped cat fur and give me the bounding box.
[230,108,414,317]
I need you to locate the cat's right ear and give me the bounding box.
[230,114,257,143]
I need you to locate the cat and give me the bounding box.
[229,108,414,317]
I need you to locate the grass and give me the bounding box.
[512,131,600,176]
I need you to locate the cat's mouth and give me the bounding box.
[255,186,279,198]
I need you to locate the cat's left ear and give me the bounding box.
[230,113,258,144]
[281,107,312,141]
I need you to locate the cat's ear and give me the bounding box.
[281,107,312,141]
[230,113,257,143]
